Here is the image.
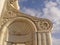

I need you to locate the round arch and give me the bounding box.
[0,17,37,45]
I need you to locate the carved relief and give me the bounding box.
[7,10,17,17]
[2,6,17,18]
[0,0,53,45]
[8,19,35,35]
[9,0,16,4]
[0,17,36,45]
[0,18,8,30]
[37,19,53,32]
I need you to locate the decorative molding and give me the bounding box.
[0,0,53,45]
[37,19,53,32]
[8,19,35,35]
[9,0,16,4]
[0,18,8,29]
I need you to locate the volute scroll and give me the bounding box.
[37,19,53,32]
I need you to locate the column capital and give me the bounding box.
[37,19,53,32]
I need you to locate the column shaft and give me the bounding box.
[35,33,38,45]
[38,33,41,45]
[38,32,47,45]
[46,32,52,45]
[41,33,46,45]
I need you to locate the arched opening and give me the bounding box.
[1,17,37,45]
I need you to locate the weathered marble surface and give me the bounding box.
[0,0,53,45]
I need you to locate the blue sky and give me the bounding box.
[18,0,60,45]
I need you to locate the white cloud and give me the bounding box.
[56,0,60,4]
[42,1,60,45]
[21,7,42,17]
[52,37,60,45]
[42,1,60,33]
[46,1,57,8]
[41,1,60,45]
[21,1,60,33]
[42,1,60,18]
[20,1,60,45]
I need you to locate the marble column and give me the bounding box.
[38,32,48,45]
[37,32,41,45]
[35,32,38,45]
[46,32,52,45]
[41,33,47,45]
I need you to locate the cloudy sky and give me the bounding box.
[18,0,60,45]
